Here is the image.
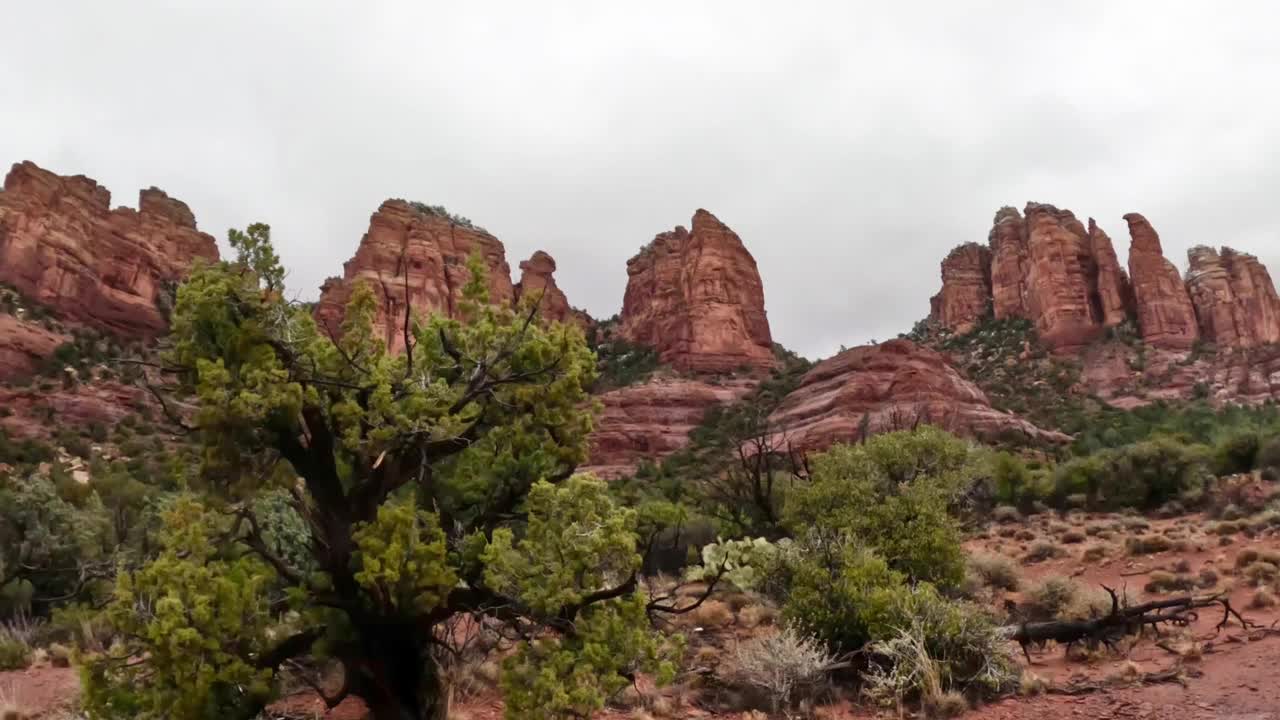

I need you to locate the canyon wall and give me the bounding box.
[0,161,219,338]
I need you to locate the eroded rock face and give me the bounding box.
[619,210,776,373]
[514,251,592,330]
[768,339,1068,452]
[0,161,219,338]
[315,200,515,353]
[1022,203,1104,350]
[0,315,68,381]
[580,375,757,479]
[1186,246,1280,350]
[989,206,1031,321]
[1125,213,1200,350]
[0,380,156,440]
[1088,218,1135,328]
[928,243,992,334]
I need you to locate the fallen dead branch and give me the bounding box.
[1008,586,1250,664]
[1048,667,1195,696]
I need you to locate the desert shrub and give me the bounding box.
[1259,436,1280,479]
[783,428,972,588]
[1236,548,1260,568]
[1023,576,1078,621]
[0,633,31,670]
[1143,571,1196,594]
[862,586,1017,709]
[780,539,906,654]
[723,628,835,712]
[1125,534,1173,555]
[1213,431,1263,476]
[967,553,1021,592]
[1250,588,1277,609]
[1242,561,1279,586]
[1023,541,1064,563]
[992,505,1022,524]
[989,452,1045,512]
[1061,529,1086,544]
[1081,545,1108,562]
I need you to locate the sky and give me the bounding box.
[3,1,1280,360]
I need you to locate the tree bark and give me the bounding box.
[348,622,450,720]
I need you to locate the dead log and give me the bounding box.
[1007,586,1250,663]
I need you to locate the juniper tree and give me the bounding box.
[83,224,696,720]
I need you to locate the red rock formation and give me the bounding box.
[619,210,776,374]
[0,380,156,440]
[1186,246,1280,350]
[928,243,992,334]
[1124,213,1200,350]
[0,315,67,380]
[1088,218,1135,328]
[0,161,219,338]
[315,200,515,353]
[1022,203,1104,350]
[768,339,1068,452]
[581,375,756,479]
[989,206,1030,321]
[514,251,592,330]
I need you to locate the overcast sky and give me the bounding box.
[4,2,1279,360]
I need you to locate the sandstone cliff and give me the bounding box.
[315,200,516,353]
[1124,213,1200,350]
[989,206,1031,320]
[1186,246,1280,349]
[0,161,219,338]
[768,339,1068,452]
[619,210,776,374]
[928,243,991,334]
[1088,218,1135,328]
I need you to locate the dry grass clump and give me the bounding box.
[1023,576,1078,621]
[922,691,969,718]
[688,599,736,629]
[968,553,1022,592]
[1061,529,1087,544]
[1081,545,1108,562]
[721,628,835,713]
[1197,567,1220,589]
[1023,541,1066,564]
[1242,561,1280,586]
[1015,529,1037,542]
[992,505,1022,524]
[1143,571,1196,594]
[1125,534,1173,556]
[1121,517,1150,532]
[737,603,780,630]
[1249,588,1278,609]
[1019,670,1049,696]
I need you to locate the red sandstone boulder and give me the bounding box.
[315,200,515,353]
[619,210,776,374]
[1186,246,1280,350]
[1124,213,1200,350]
[767,339,1068,452]
[580,375,757,479]
[0,161,219,338]
[928,243,992,334]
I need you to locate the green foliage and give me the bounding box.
[685,537,779,591]
[590,332,661,392]
[82,499,278,720]
[405,201,485,232]
[483,476,681,719]
[0,428,56,468]
[783,428,972,588]
[87,223,678,718]
[0,474,110,604]
[780,537,907,654]
[1052,437,1209,511]
[1213,430,1263,476]
[352,494,456,614]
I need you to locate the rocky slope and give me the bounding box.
[0,161,219,340]
[580,375,758,479]
[619,210,776,373]
[768,339,1069,452]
